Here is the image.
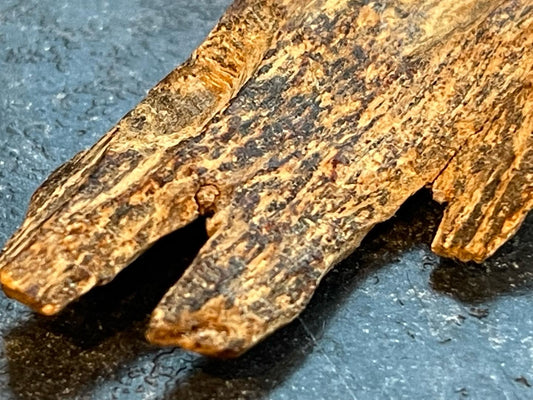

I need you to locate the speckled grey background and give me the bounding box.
[0,1,532,399]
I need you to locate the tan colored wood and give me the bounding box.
[0,0,531,357]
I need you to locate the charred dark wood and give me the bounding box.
[0,0,532,357]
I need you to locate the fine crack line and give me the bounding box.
[404,269,442,341]
[298,317,358,400]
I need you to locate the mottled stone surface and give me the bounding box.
[0,1,532,399]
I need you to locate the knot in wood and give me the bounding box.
[195,184,220,215]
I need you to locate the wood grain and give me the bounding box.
[0,0,532,357]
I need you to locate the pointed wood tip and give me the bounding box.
[146,322,246,359]
[146,306,254,358]
[0,269,61,316]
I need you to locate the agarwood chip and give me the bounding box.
[1,0,532,357]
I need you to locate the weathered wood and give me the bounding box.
[0,0,532,357]
[0,0,303,315]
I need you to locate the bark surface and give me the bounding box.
[0,0,532,357]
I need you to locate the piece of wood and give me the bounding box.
[0,0,302,315]
[0,0,532,357]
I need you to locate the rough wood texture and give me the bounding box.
[0,0,532,357]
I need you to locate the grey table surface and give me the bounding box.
[0,1,532,399]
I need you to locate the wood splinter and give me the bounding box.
[0,0,532,357]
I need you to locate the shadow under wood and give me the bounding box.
[165,191,533,399]
[3,191,442,400]
[161,190,448,399]
[430,212,533,304]
[3,217,208,400]
[3,190,532,400]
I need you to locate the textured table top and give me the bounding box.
[0,1,532,399]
